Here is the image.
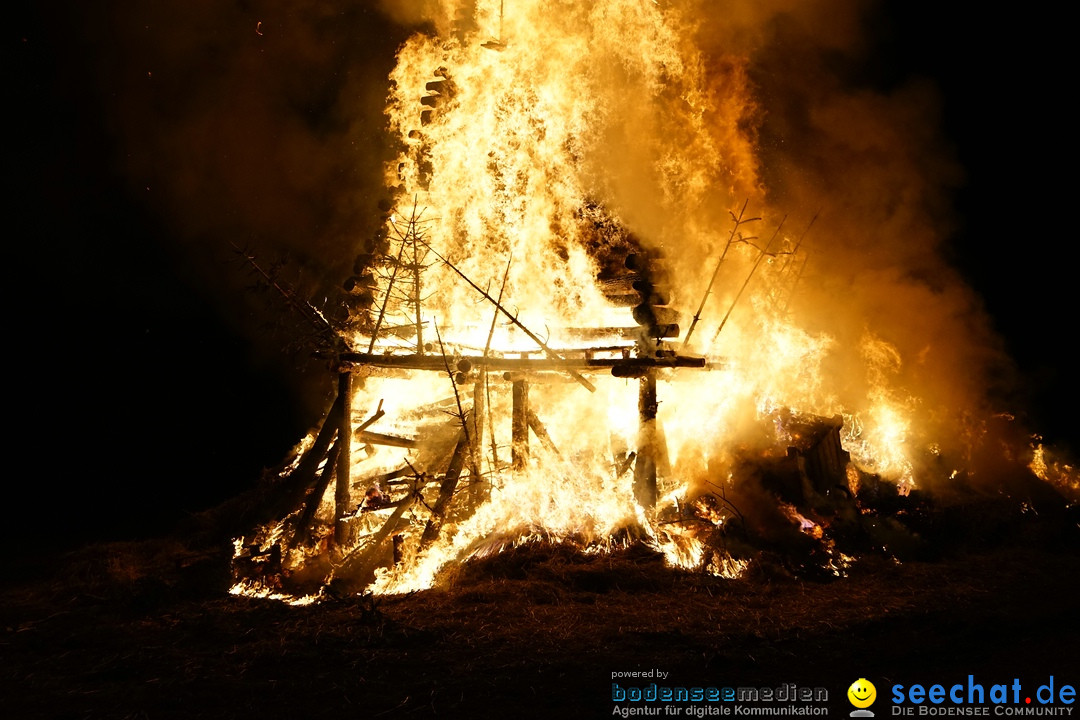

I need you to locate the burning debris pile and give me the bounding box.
[231,1,1075,602]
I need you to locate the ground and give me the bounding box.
[3,500,1077,719]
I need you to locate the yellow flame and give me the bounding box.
[230,1,987,600]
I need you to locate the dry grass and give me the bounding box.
[1,500,1076,719]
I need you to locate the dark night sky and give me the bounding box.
[10,2,1076,550]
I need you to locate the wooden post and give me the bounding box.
[512,378,529,471]
[420,431,470,548]
[654,416,671,479]
[334,372,353,546]
[264,390,343,524]
[290,439,341,546]
[526,410,561,458]
[470,373,487,507]
[340,491,416,592]
[633,369,657,510]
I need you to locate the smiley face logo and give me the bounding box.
[848,678,877,708]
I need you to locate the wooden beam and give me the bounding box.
[512,379,529,471]
[334,372,352,546]
[633,369,658,510]
[526,409,561,458]
[355,430,419,449]
[336,351,708,373]
[265,390,344,523]
[290,439,340,547]
[419,431,470,548]
[470,374,487,508]
[501,371,578,384]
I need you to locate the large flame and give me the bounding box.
[232,1,1049,599]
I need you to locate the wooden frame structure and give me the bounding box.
[257,338,711,593]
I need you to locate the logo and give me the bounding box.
[849,678,878,718]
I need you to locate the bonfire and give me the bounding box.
[229,0,1076,603]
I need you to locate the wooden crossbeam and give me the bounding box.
[337,351,707,373]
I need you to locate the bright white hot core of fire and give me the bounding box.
[236,1,949,596]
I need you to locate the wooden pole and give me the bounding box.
[290,440,341,546]
[336,351,705,372]
[334,372,353,546]
[423,248,596,392]
[633,369,658,510]
[682,200,759,349]
[654,415,672,479]
[339,489,416,592]
[526,409,561,458]
[264,390,343,523]
[512,378,529,471]
[470,374,488,507]
[419,431,470,548]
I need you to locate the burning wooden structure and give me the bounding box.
[229,184,888,602]
[229,0,857,600]
[232,201,735,595]
[228,1,1073,600]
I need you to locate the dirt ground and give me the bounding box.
[3,499,1077,720]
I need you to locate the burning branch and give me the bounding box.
[230,241,345,352]
[682,200,761,349]
[262,391,345,524]
[708,216,788,347]
[418,431,470,549]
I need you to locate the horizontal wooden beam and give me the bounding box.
[334,351,709,374]
[355,430,420,449]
